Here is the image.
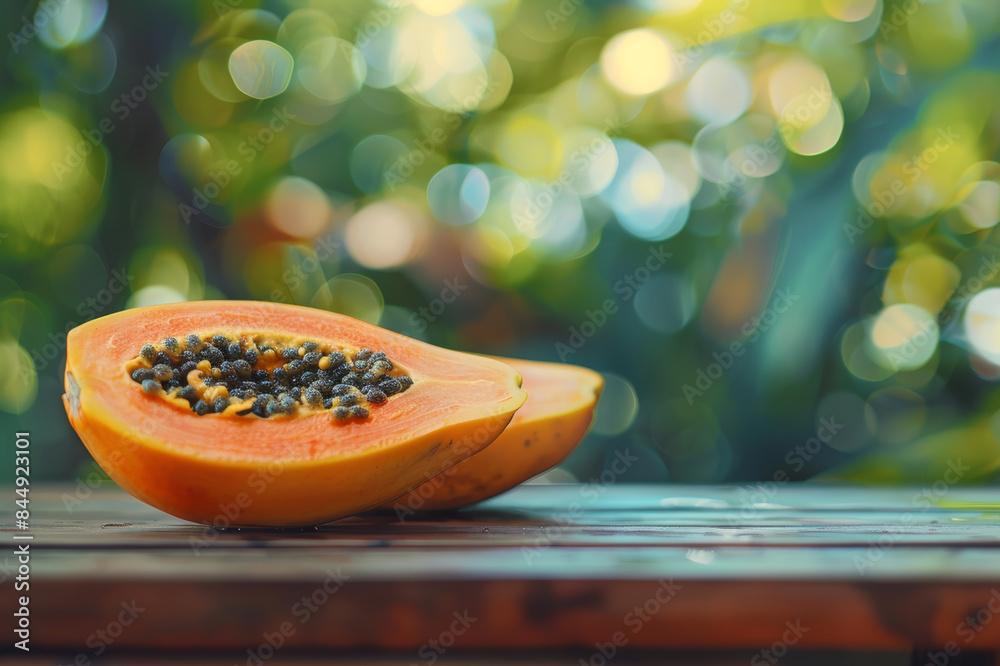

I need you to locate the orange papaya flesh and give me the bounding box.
[388,357,603,512]
[62,301,526,527]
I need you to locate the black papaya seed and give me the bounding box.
[131,368,153,383]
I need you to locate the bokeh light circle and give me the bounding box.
[685,57,752,125]
[311,274,384,324]
[350,135,409,194]
[866,303,939,371]
[964,288,1000,366]
[591,373,639,436]
[427,164,490,225]
[276,8,339,50]
[345,202,428,269]
[61,33,117,94]
[509,181,587,256]
[599,139,690,240]
[413,0,466,16]
[841,321,894,382]
[126,285,188,309]
[956,180,1000,230]
[864,386,926,444]
[0,339,37,415]
[560,127,619,198]
[600,29,676,96]
[822,0,879,22]
[297,37,366,104]
[35,0,107,49]
[496,114,563,180]
[359,22,415,89]
[265,176,331,239]
[650,141,702,200]
[228,40,294,99]
[634,274,695,334]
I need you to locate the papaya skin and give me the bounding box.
[62,301,526,527]
[387,358,603,512]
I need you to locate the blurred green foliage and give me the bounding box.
[3,0,1000,487]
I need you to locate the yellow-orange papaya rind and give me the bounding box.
[389,357,603,512]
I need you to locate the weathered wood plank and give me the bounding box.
[4,483,1000,653]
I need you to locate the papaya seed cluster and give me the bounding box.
[128,334,413,421]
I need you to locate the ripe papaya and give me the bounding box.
[62,301,526,527]
[389,358,603,512]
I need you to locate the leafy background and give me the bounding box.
[3,0,1000,488]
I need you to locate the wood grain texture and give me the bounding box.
[4,483,1000,655]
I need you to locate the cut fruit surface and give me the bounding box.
[63,301,526,527]
[388,357,603,513]
[125,332,414,421]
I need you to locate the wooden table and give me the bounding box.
[5,483,1000,664]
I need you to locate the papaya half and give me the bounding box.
[389,358,604,513]
[62,300,526,527]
